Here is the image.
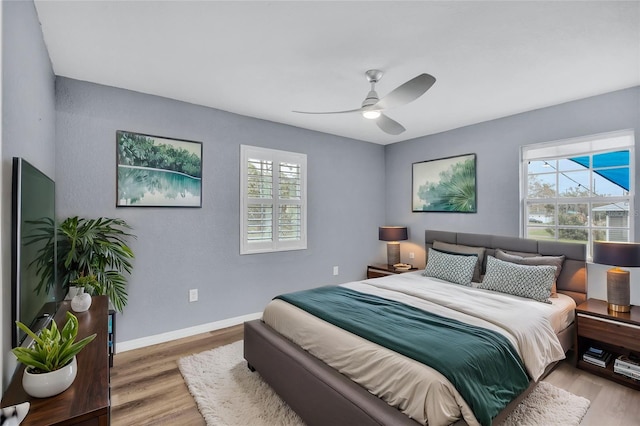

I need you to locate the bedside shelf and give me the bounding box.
[575,298,640,390]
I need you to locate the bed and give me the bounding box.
[244,230,587,426]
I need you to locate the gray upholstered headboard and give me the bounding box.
[425,230,587,304]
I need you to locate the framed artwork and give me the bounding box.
[412,153,477,213]
[116,131,202,207]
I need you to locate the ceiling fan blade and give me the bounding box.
[292,107,363,115]
[374,73,436,110]
[376,113,406,135]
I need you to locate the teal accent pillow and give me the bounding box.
[478,256,555,303]
[423,248,477,286]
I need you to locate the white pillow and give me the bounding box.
[423,248,477,286]
[0,402,29,426]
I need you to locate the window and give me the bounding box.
[240,145,307,254]
[521,130,634,257]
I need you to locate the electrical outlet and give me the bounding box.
[189,289,198,302]
[333,266,339,276]
[409,252,415,259]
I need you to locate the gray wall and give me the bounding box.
[385,87,640,267]
[55,77,386,342]
[1,1,57,390]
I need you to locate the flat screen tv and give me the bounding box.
[11,157,62,347]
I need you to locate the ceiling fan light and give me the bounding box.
[362,110,381,119]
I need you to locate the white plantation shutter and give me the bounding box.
[241,145,307,254]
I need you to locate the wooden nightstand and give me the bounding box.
[367,263,418,279]
[575,298,640,390]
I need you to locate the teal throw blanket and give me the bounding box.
[276,286,529,426]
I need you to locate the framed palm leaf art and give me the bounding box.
[412,153,477,213]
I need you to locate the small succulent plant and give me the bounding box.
[12,312,96,373]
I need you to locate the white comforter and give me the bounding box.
[262,272,567,426]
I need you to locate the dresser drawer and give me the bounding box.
[578,313,640,352]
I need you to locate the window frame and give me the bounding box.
[520,130,635,258]
[240,145,307,255]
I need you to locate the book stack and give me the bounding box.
[614,355,640,381]
[582,346,612,367]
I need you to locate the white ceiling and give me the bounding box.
[34,1,640,145]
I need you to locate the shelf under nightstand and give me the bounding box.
[575,298,640,390]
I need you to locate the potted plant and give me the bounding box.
[69,273,99,312]
[26,216,135,312]
[12,312,96,398]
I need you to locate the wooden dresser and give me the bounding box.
[1,296,110,425]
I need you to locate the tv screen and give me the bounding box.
[11,157,62,347]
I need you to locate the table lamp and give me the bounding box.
[379,226,408,266]
[593,241,640,313]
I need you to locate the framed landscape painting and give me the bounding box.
[116,131,202,207]
[412,153,477,213]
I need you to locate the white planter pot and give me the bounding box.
[71,288,92,312]
[22,356,77,398]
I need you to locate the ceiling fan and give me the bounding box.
[293,69,436,135]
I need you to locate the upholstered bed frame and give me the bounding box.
[244,230,587,426]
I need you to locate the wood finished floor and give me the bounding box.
[111,325,640,425]
[110,325,243,426]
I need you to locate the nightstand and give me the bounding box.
[367,263,418,279]
[575,298,640,390]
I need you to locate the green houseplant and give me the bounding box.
[69,273,100,291]
[26,216,135,312]
[69,273,100,312]
[12,312,96,397]
[13,312,96,373]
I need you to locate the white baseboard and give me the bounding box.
[116,312,262,353]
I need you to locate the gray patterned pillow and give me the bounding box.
[432,240,485,282]
[494,249,564,297]
[423,248,477,286]
[478,256,555,303]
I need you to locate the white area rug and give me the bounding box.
[178,341,590,426]
[500,381,590,426]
